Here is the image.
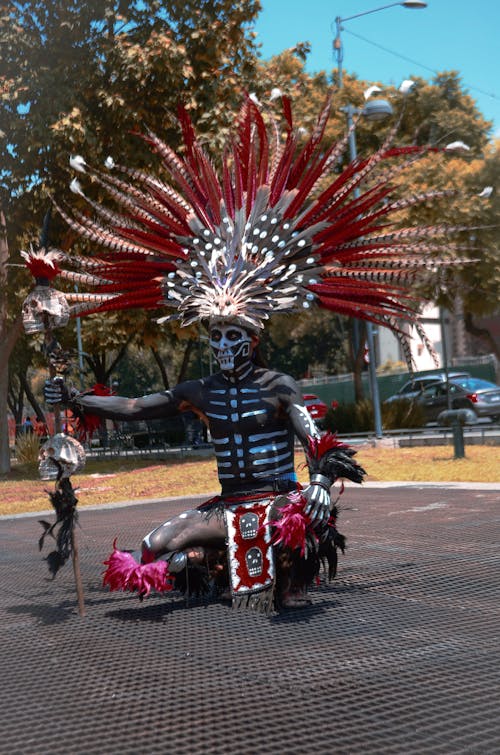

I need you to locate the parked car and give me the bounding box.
[384,371,470,404]
[303,393,328,423]
[415,377,500,423]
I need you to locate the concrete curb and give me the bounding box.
[2,480,499,520]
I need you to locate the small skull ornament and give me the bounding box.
[245,547,263,578]
[22,286,70,335]
[38,433,86,481]
[239,512,259,540]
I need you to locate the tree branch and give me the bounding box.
[464,312,500,360]
[151,346,170,390]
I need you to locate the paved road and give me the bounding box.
[1,483,499,754]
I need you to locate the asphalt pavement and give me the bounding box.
[1,482,499,754]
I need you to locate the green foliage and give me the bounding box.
[14,431,40,468]
[113,346,164,396]
[382,399,426,430]
[263,310,350,379]
[324,400,373,434]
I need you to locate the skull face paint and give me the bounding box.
[209,324,253,372]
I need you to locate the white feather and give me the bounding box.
[445,141,470,151]
[69,155,87,173]
[70,178,84,195]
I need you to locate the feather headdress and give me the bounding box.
[38,96,473,362]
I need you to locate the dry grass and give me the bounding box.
[356,444,499,484]
[0,445,498,517]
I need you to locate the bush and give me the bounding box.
[324,399,374,434]
[382,399,425,430]
[14,432,41,468]
[324,398,425,433]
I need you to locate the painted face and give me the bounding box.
[209,324,253,372]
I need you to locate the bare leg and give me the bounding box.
[142,508,226,561]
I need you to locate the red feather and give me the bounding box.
[24,257,60,280]
[268,491,316,557]
[102,539,173,597]
[307,432,349,462]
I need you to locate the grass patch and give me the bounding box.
[0,445,498,517]
[356,445,499,483]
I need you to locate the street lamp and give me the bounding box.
[333,1,427,88]
[341,101,394,439]
[333,1,427,438]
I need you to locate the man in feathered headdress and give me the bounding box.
[39,95,470,609]
[47,309,362,608]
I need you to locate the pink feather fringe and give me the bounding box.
[102,539,173,597]
[268,491,316,557]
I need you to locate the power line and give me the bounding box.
[344,28,500,103]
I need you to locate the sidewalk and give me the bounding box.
[2,479,499,521]
[1,484,499,754]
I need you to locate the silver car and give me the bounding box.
[416,377,500,423]
[384,371,470,404]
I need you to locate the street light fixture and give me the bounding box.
[341,100,394,439]
[333,1,427,88]
[332,2,427,438]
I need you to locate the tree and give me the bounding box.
[0,212,24,472]
[264,311,350,379]
[0,1,262,467]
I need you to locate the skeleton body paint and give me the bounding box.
[54,319,365,609]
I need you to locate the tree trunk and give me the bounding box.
[464,312,500,360]
[84,336,134,386]
[464,312,500,381]
[7,374,24,429]
[19,371,46,423]
[0,361,11,473]
[151,346,170,389]
[349,320,366,402]
[176,339,195,383]
[0,210,23,474]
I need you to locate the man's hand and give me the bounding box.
[303,476,332,524]
[44,377,72,406]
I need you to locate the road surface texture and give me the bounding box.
[1,482,499,754]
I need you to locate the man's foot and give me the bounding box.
[281,590,312,608]
[186,546,205,564]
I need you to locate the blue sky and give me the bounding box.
[255,0,500,138]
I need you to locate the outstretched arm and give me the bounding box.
[74,390,181,421]
[44,378,193,422]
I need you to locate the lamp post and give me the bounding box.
[334,1,427,88]
[342,102,393,439]
[333,1,427,438]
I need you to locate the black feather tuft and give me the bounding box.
[316,448,366,485]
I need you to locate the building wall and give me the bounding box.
[376,304,448,371]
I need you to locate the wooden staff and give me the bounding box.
[39,210,85,617]
[44,322,86,617]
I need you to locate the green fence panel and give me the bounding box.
[300,361,497,406]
